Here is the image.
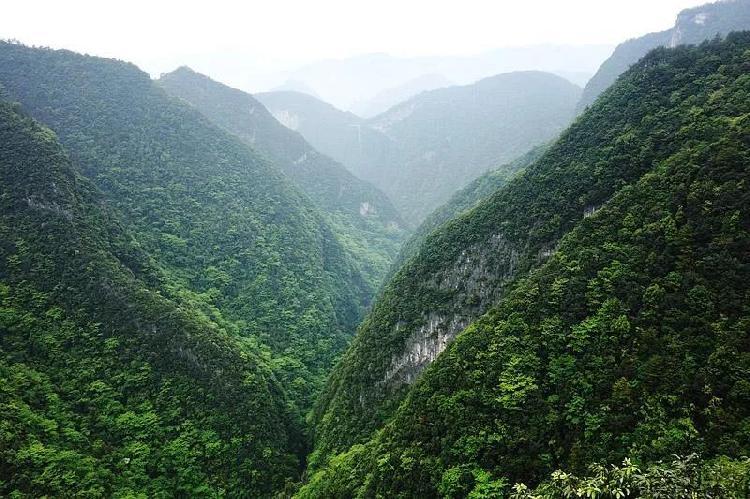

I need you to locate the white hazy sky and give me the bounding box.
[1,0,708,77]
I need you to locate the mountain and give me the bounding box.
[305,34,750,497]
[351,73,453,118]
[0,42,370,417]
[261,73,581,225]
[157,67,406,288]
[0,99,301,496]
[265,45,613,112]
[392,145,547,272]
[255,90,400,190]
[367,71,581,223]
[270,78,321,98]
[578,0,750,111]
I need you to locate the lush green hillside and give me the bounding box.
[306,34,750,493]
[393,145,547,273]
[578,0,750,111]
[157,67,406,288]
[0,99,302,496]
[367,71,581,222]
[0,42,369,414]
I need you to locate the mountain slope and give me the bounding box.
[0,42,369,413]
[255,90,400,190]
[308,33,750,486]
[392,145,547,274]
[157,67,406,287]
[578,0,750,111]
[366,71,581,223]
[0,99,301,496]
[261,73,581,224]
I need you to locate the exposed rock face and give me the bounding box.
[359,201,376,216]
[583,204,601,218]
[578,0,750,111]
[270,109,300,130]
[380,233,519,392]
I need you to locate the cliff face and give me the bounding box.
[578,0,750,111]
[381,232,520,391]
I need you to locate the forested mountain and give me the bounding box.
[578,0,750,111]
[4,1,750,496]
[157,67,406,288]
[0,99,301,496]
[392,146,547,274]
[261,73,581,224]
[305,34,750,497]
[367,71,581,223]
[0,41,370,418]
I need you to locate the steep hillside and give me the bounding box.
[158,67,406,287]
[366,71,580,223]
[578,0,750,110]
[0,42,369,413]
[308,33,750,488]
[261,73,580,224]
[392,146,547,273]
[0,100,301,496]
[255,90,400,190]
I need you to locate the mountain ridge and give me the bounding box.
[306,34,750,493]
[157,66,407,288]
[578,0,750,111]
[0,98,303,496]
[261,71,581,224]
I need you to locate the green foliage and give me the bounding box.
[259,73,580,224]
[306,34,750,495]
[0,41,370,415]
[0,101,301,496]
[510,455,750,499]
[393,145,547,272]
[366,71,581,223]
[157,67,407,289]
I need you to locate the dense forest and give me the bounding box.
[0,42,374,420]
[2,0,750,497]
[303,32,750,497]
[0,99,301,495]
[157,67,406,288]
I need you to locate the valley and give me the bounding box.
[1,0,750,497]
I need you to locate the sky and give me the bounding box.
[1,0,709,88]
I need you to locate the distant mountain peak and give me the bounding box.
[269,78,321,99]
[578,0,750,110]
